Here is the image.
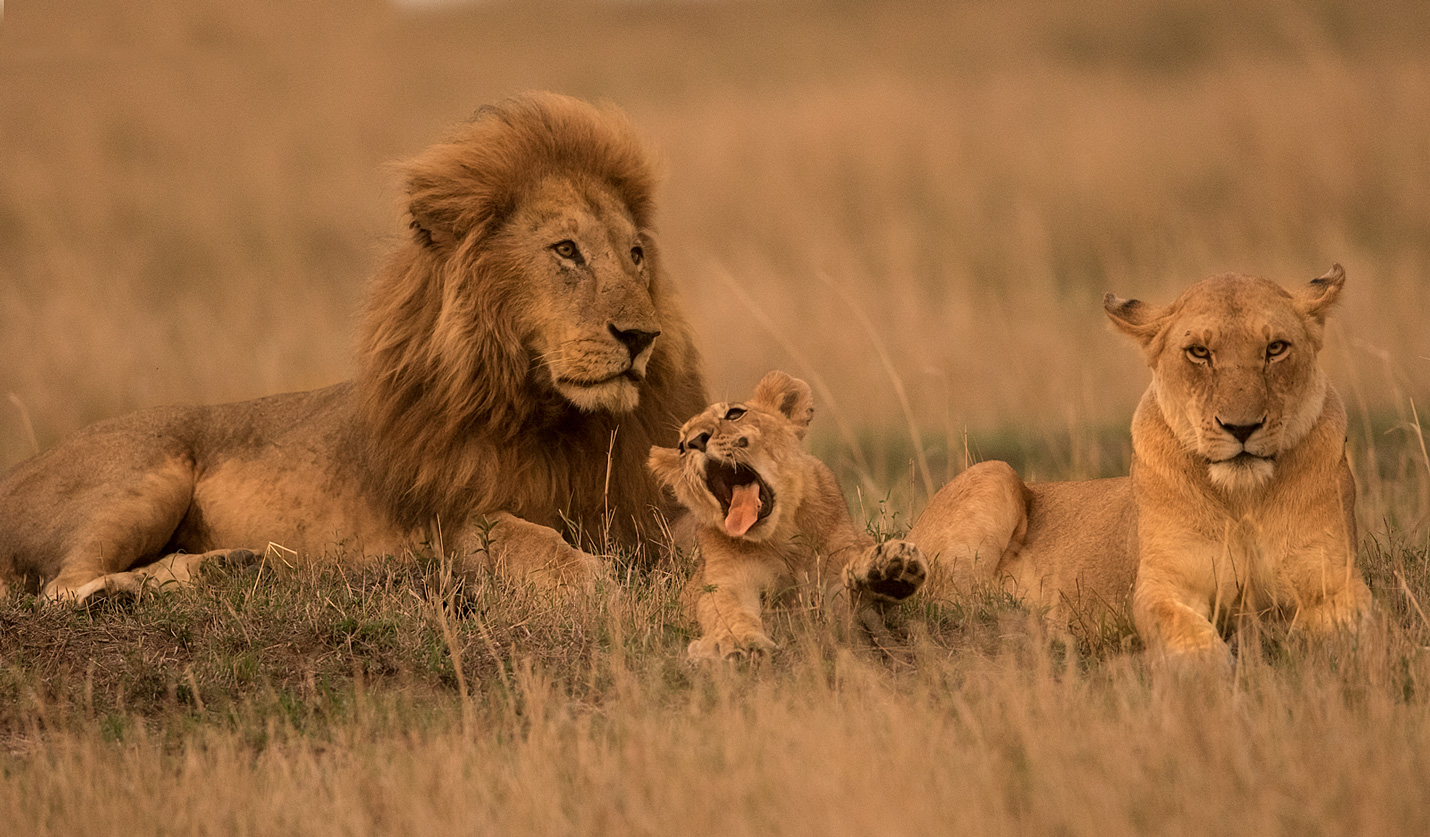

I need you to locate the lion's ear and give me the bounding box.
[750,371,814,438]
[1295,263,1346,326]
[406,173,467,252]
[647,445,683,489]
[401,145,510,253]
[1104,293,1169,349]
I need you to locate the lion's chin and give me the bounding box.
[555,376,642,414]
[1207,455,1275,492]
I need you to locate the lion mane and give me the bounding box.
[354,93,707,549]
[0,92,708,602]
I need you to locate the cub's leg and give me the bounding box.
[844,539,927,602]
[459,511,604,590]
[907,460,1030,592]
[688,553,779,662]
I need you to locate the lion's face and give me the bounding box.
[1107,266,1345,492]
[648,371,815,542]
[492,176,663,414]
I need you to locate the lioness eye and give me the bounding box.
[724,407,747,421]
[1186,345,1211,362]
[552,240,584,263]
[1267,340,1289,359]
[630,245,644,265]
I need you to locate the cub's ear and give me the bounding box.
[1104,293,1169,349]
[750,371,814,438]
[1295,263,1346,325]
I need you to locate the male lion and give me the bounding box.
[0,92,707,603]
[648,371,927,661]
[909,266,1370,662]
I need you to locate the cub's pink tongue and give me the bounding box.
[723,482,763,537]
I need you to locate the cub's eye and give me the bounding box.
[723,406,747,421]
[630,245,644,265]
[677,440,686,453]
[551,240,584,263]
[1267,340,1290,359]
[1185,345,1211,363]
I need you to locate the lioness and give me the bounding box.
[909,266,1369,661]
[648,371,928,661]
[0,93,708,602]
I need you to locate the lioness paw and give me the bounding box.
[847,540,927,602]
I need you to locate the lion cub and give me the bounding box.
[648,370,927,662]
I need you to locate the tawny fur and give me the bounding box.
[649,371,927,662]
[0,92,708,601]
[909,266,1370,661]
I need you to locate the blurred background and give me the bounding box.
[1,0,1427,527]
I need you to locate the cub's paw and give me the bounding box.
[687,629,777,664]
[847,540,927,602]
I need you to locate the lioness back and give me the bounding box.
[909,463,1136,625]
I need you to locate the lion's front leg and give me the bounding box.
[460,511,603,590]
[843,540,928,604]
[1295,574,1374,637]
[688,557,777,662]
[1132,570,1232,668]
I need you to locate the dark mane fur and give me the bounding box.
[353,93,706,556]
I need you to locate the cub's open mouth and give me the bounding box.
[704,460,775,538]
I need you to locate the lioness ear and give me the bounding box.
[1104,293,1168,348]
[1295,263,1346,325]
[647,446,683,490]
[750,371,815,438]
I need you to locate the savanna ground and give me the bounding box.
[3,0,1430,833]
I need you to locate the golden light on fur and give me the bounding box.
[912,267,1370,661]
[0,92,708,601]
[650,371,926,662]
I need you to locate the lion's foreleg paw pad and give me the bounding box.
[852,540,928,601]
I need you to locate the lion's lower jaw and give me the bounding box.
[1207,457,1275,492]
[555,377,642,413]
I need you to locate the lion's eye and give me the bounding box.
[1186,345,1211,363]
[1267,340,1289,359]
[630,245,644,266]
[724,406,747,421]
[552,240,584,264]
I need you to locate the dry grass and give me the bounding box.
[3,0,1430,833]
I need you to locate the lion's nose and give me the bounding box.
[685,431,711,452]
[609,323,660,359]
[1217,419,1264,444]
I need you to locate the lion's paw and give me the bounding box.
[687,629,777,664]
[847,540,927,602]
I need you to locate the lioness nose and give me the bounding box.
[686,431,711,452]
[1217,419,1264,444]
[609,323,660,359]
